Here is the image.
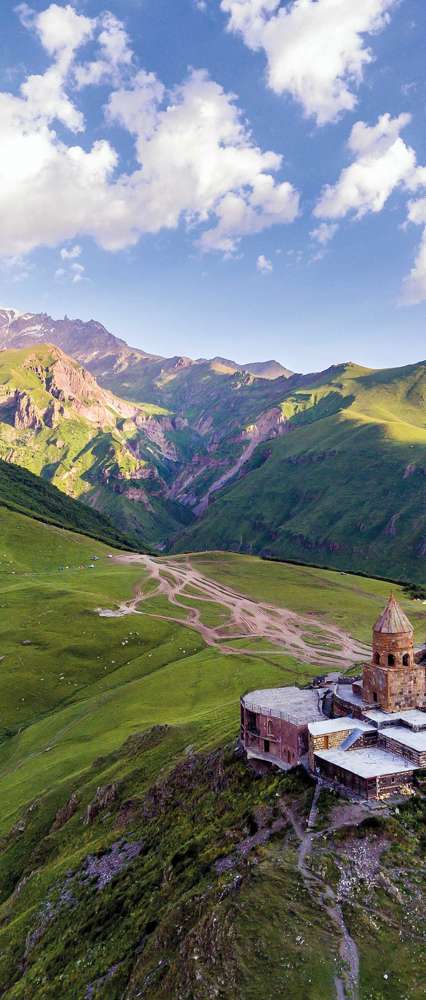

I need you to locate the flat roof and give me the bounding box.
[314,747,416,779]
[363,708,426,729]
[335,684,364,708]
[242,686,325,725]
[381,727,426,753]
[308,717,375,737]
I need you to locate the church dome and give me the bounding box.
[373,594,413,636]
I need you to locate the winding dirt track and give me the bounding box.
[282,785,360,1000]
[98,554,368,669]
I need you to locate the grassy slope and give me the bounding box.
[0,459,136,549]
[185,552,426,643]
[174,363,426,584]
[0,511,425,996]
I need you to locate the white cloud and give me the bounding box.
[0,253,33,283]
[401,197,426,303]
[310,222,338,245]
[15,4,95,133]
[56,250,87,284]
[0,7,299,259]
[75,12,133,88]
[106,70,165,136]
[256,253,273,273]
[60,244,82,260]
[219,0,398,125]
[314,114,420,221]
[313,111,426,304]
[401,226,426,304]
[17,3,94,67]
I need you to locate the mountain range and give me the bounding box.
[0,307,425,583]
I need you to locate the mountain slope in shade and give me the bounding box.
[0,458,137,549]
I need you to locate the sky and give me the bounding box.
[0,0,426,372]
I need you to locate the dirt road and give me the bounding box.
[98,554,368,669]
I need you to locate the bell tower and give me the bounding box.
[363,595,425,712]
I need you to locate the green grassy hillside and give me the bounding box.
[0,458,137,549]
[174,362,426,584]
[0,512,424,998]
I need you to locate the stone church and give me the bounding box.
[241,595,426,800]
[361,595,424,711]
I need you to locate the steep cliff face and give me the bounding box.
[0,346,192,548]
[170,405,289,514]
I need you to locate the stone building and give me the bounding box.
[362,595,425,711]
[241,595,426,800]
[240,686,326,769]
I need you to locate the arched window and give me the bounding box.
[267,720,273,735]
[374,651,380,665]
[388,654,395,667]
[402,653,409,667]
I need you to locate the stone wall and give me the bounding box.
[241,702,308,766]
[363,661,425,713]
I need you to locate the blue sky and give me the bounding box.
[0,0,425,372]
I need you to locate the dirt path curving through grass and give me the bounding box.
[98,554,368,669]
[282,783,359,1000]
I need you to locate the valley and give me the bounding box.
[0,308,424,583]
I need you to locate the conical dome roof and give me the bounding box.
[373,594,413,635]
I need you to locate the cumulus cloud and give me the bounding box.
[60,244,82,260]
[18,3,94,66]
[219,0,398,125]
[75,12,133,88]
[314,114,420,221]
[0,10,299,258]
[401,227,426,304]
[71,262,85,283]
[15,3,95,132]
[310,222,338,245]
[401,198,426,304]
[56,249,87,284]
[256,253,273,273]
[105,69,299,254]
[313,111,426,302]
